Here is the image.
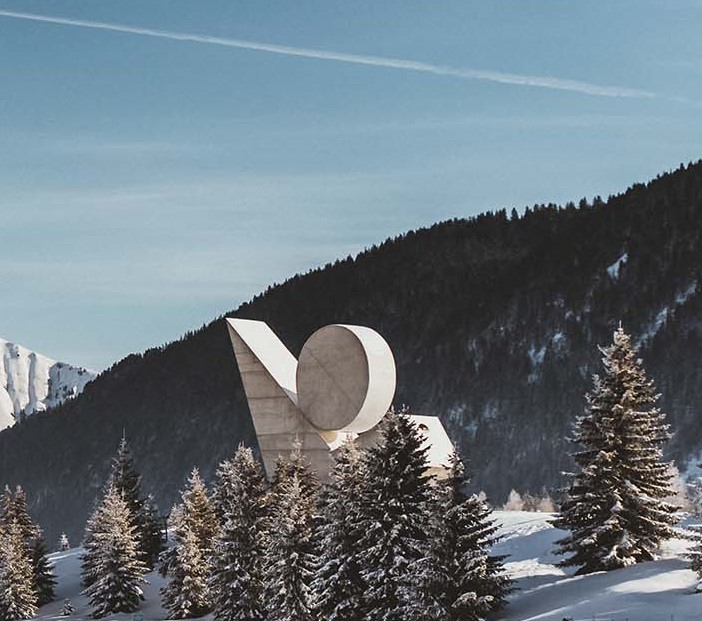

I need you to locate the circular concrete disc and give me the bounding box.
[296,324,396,433]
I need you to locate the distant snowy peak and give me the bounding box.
[0,339,96,431]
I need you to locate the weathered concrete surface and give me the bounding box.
[226,319,332,478]
[297,324,395,433]
[226,317,452,480]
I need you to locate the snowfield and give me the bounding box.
[40,547,173,621]
[41,511,701,621]
[493,511,701,621]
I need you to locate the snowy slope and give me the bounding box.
[39,547,174,621]
[493,511,701,621]
[39,513,702,621]
[0,339,95,431]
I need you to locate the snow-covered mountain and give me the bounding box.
[0,339,95,431]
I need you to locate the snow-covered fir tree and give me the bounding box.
[312,439,366,621]
[424,450,511,621]
[263,444,319,621]
[108,437,164,568]
[0,486,13,527]
[61,599,75,616]
[272,438,319,498]
[7,488,38,542]
[30,532,56,606]
[354,408,435,621]
[687,525,702,593]
[59,533,70,552]
[159,469,217,618]
[0,522,38,621]
[181,468,218,559]
[211,457,238,523]
[0,486,55,607]
[210,445,268,621]
[82,484,147,618]
[161,521,211,619]
[158,504,185,579]
[501,490,524,511]
[553,326,679,574]
[80,518,99,588]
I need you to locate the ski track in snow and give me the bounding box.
[39,511,702,621]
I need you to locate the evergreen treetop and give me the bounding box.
[159,469,217,619]
[7,488,39,542]
[181,468,218,557]
[553,326,679,574]
[264,446,319,621]
[108,437,142,510]
[31,533,57,606]
[0,486,56,609]
[210,445,269,621]
[426,450,512,621]
[313,439,367,621]
[107,437,164,569]
[0,521,38,621]
[354,408,435,621]
[83,484,147,618]
[161,521,211,619]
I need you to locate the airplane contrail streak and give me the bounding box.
[0,8,656,99]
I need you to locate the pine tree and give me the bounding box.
[1,486,56,607]
[30,532,56,606]
[61,599,75,616]
[211,458,237,523]
[81,515,100,588]
[210,445,268,621]
[160,469,217,618]
[354,409,435,621]
[108,437,164,568]
[161,522,211,619]
[0,486,14,528]
[263,445,318,621]
[181,469,218,559]
[7,487,39,541]
[426,450,511,621]
[272,438,318,497]
[687,526,702,593]
[82,485,147,618]
[0,522,38,621]
[312,439,366,621]
[158,504,185,579]
[553,326,679,574]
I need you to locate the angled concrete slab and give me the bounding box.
[226,317,453,480]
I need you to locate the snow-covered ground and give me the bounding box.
[41,512,702,621]
[493,511,700,621]
[0,339,96,430]
[39,548,173,621]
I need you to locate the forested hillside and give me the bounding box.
[2,161,701,545]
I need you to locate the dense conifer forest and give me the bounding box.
[1,160,702,545]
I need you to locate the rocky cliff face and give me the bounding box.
[0,339,95,430]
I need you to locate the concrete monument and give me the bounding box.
[226,318,453,479]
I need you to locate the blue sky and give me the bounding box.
[1,1,701,371]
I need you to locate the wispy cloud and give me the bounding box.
[0,8,655,99]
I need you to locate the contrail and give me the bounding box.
[0,8,655,99]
